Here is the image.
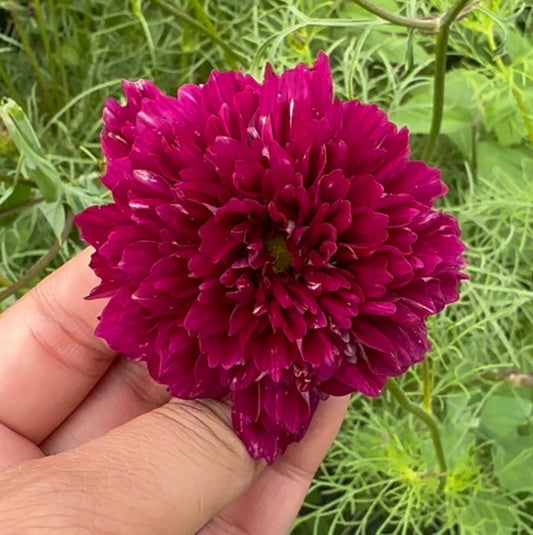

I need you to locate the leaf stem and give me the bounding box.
[0,61,24,106]
[422,0,471,161]
[6,0,52,112]
[131,0,157,67]
[0,175,37,188]
[486,31,533,152]
[422,359,432,413]
[387,379,447,486]
[188,0,218,34]
[0,197,43,221]
[149,0,246,68]
[512,87,533,151]
[351,0,438,31]
[48,0,71,105]
[0,209,73,304]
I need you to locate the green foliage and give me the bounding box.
[0,98,65,239]
[1,0,532,532]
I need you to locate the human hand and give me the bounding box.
[0,248,349,534]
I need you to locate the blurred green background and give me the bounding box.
[1,1,532,533]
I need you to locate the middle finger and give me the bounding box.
[41,357,170,454]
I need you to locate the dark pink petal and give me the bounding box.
[383,161,447,205]
[262,383,311,434]
[102,80,162,160]
[352,317,394,353]
[232,384,261,426]
[130,169,173,199]
[99,225,155,267]
[360,301,397,316]
[198,217,240,263]
[320,359,386,397]
[96,288,156,360]
[301,329,340,368]
[101,158,134,208]
[74,204,129,248]
[202,335,245,369]
[258,52,333,127]
[234,419,280,463]
[119,240,160,281]
[251,330,296,382]
[347,174,384,208]
[343,209,389,249]
[153,323,227,399]
[203,70,260,115]
[269,300,307,342]
[317,170,350,203]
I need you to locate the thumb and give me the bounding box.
[0,399,258,535]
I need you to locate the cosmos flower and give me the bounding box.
[75,53,466,462]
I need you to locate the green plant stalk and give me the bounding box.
[470,123,478,180]
[131,0,157,66]
[0,62,23,105]
[48,0,71,106]
[486,32,533,152]
[6,0,52,112]
[422,359,432,413]
[149,0,245,68]
[512,87,533,151]
[422,0,471,161]
[304,44,313,66]
[0,197,44,221]
[0,209,73,304]
[33,0,54,85]
[351,0,438,31]
[188,0,218,34]
[387,380,447,483]
[84,0,92,33]
[0,275,14,288]
[0,175,36,188]
[180,23,191,73]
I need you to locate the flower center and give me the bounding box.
[265,235,293,274]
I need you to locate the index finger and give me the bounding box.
[0,248,115,443]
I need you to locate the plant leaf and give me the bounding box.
[0,98,63,204]
[0,98,65,240]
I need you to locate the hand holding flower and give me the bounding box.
[0,249,349,534]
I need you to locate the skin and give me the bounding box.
[0,248,349,534]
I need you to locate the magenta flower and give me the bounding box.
[75,54,466,462]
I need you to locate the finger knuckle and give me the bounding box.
[30,283,112,379]
[154,400,253,474]
[117,358,171,407]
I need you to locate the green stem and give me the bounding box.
[512,87,533,152]
[33,0,54,82]
[422,0,471,161]
[387,380,447,485]
[0,62,24,105]
[352,0,438,32]
[6,0,52,112]
[487,31,533,152]
[48,0,71,105]
[0,175,37,188]
[0,209,73,304]
[0,197,43,221]
[149,0,245,68]
[422,359,432,413]
[131,0,157,67]
[471,123,478,180]
[188,0,218,34]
